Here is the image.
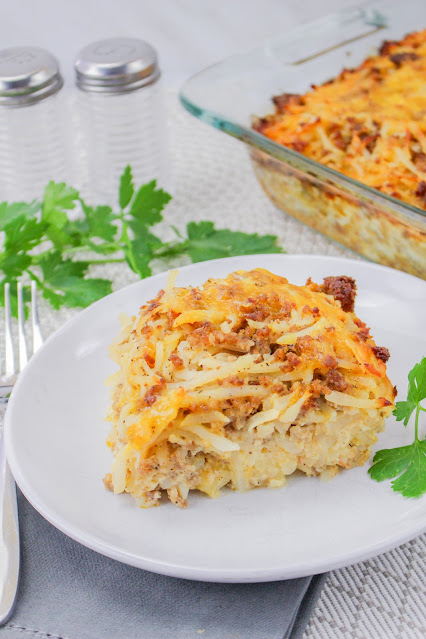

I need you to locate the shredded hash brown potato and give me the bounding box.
[105,269,395,508]
[253,29,426,210]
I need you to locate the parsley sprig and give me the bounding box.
[369,357,426,498]
[0,166,283,316]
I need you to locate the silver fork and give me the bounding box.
[0,281,43,625]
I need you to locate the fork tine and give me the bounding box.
[31,281,43,354]
[17,282,28,371]
[4,283,15,379]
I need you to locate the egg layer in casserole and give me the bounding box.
[254,29,426,210]
[104,269,395,507]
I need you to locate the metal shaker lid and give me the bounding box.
[0,47,63,106]
[75,38,160,93]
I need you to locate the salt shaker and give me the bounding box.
[73,38,170,206]
[0,47,66,202]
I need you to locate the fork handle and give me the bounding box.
[0,430,20,626]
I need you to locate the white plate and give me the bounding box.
[5,255,426,583]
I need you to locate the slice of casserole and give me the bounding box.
[104,269,395,507]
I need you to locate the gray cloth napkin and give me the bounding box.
[0,492,327,639]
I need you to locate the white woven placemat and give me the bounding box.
[2,95,425,639]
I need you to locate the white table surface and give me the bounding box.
[1,1,425,639]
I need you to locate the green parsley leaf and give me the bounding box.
[0,216,45,279]
[3,215,45,252]
[369,445,416,482]
[119,165,134,210]
[393,401,416,426]
[127,219,163,249]
[369,357,426,498]
[61,278,113,308]
[391,440,426,498]
[185,221,283,262]
[0,200,39,230]
[0,253,32,279]
[42,181,79,228]
[41,182,81,248]
[129,180,171,228]
[38,251,88,282]
[369,441,426,498]
[125,238,153,279]
[39,251,112,308]
[40,286,66,310]
[394,357,426,426]
[80,202,117,242]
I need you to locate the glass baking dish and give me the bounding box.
[179,0,426,279]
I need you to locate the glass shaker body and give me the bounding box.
[0,47,66,202]
[73,38,170,207]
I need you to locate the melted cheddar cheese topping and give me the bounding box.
[254,30,426,209]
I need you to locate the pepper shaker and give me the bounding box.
[0,47,66,202]
[73,38,170,206]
